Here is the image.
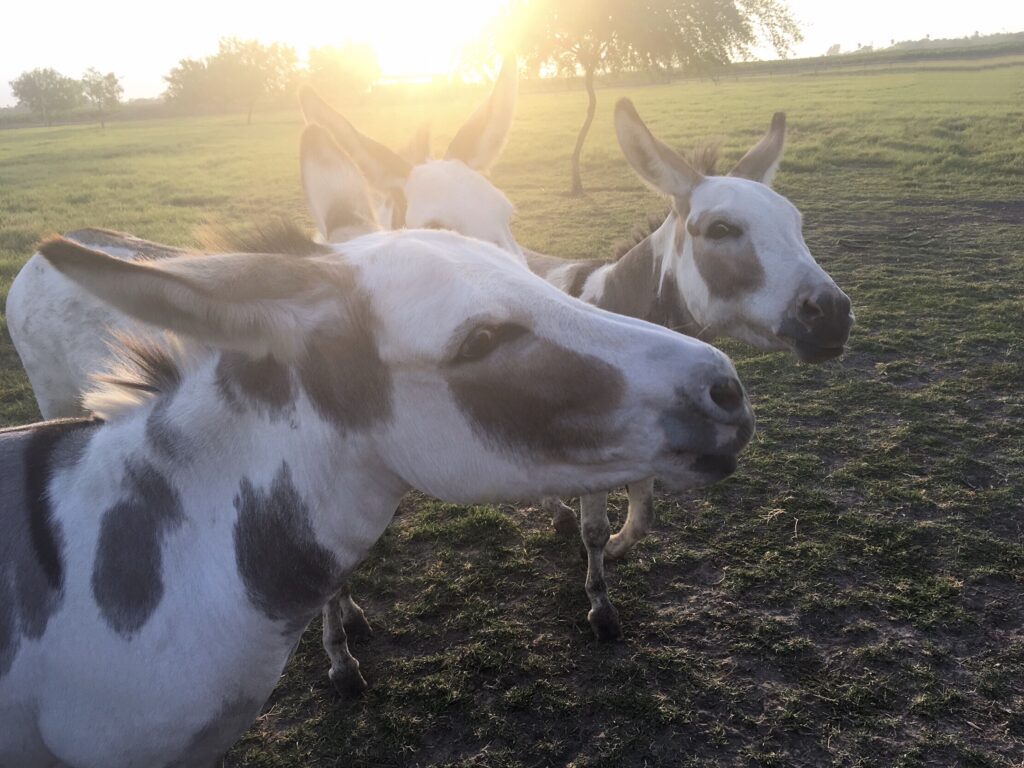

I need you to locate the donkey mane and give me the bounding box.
[612,211,671,260]
[84,331,206,420]
[611,142,719,260]
[687,142,720,177]
[197,219,331,258]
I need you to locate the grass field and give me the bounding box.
[1,56,1022,767]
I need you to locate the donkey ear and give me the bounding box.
[38,237,331,360]
[729,112,786,186]
[398,124,431,165]
[301,125,380,242]
[444,56,518,171]
[299,85,411,191]
[615,98,702,200]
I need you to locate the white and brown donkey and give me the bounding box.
[515,99,855,638]
[0,150,754,767]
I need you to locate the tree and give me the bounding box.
[826,43,841,56]
[306,43,381,102]
[163,58,216,110]
[81,69,123,127]
[163,38,298,123]
[9,68,81,126]
[510,0,802,194]
[209,38,298,124]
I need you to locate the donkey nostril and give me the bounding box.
[709,378,744,413]
[800,299,823,322]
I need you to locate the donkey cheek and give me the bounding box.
[447,341,626,460]
[299,320,394,434]
[693,245,765,299]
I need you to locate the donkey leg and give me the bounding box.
[605,477,656,560]
[580,492,622,641]
[543,495,578,536]
[322,591,368,699]
[334,581,372,638]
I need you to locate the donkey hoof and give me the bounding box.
[604,537,630,561]
[588,605,623,642]
[343,611,372,639]
[329,666,368,700]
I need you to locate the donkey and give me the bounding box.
[0,148,754,768]
[513,100,854,638]
[297,57,521,254]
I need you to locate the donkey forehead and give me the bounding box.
[691,177,802,234]
[346,231,555,343]
[405,161,514,231]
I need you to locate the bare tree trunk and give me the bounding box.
[570,64,597,196]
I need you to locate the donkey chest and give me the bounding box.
[31,592,290,768]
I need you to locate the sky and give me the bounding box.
[2,1,1022,107]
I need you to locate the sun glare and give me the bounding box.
[329,0,509,77]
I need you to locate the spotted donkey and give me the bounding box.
[0,142,754,767]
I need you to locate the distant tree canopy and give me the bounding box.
[9,68,81,126]
[164,38,298,123]
[81,69,123,127]
[508,0,802,193]
[306,43,381,102]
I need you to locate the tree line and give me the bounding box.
[9,68,123,127]
[162,39,381,124]
[8,39,381,128]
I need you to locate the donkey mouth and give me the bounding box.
[693,452,738,477]
[785,337,847,363]
[661,449,739,488]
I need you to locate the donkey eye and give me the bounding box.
[707,221,741,240]
[454,324,526,363]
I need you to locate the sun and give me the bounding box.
[325,0,509,77]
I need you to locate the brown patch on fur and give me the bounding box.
[566,261,607,298]
[688,211,766,299]
[448,337,625,461]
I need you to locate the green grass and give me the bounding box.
[2,56,1023,767]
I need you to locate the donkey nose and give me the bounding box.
[798,298,824,326]
[709,377,745,414]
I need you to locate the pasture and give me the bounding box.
[1,56,1022,767]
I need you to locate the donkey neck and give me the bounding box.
[588,214,700,335]
[98,353,407,628]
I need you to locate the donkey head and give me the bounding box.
[299,58,519,256]
[40,131,753,504]
[615,99,854,363]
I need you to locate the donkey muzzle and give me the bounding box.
[658,372,755,487]
[780,287,854,363]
